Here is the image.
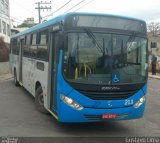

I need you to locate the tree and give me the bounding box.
[17,22,37,28]
[147,22,160,36]
[0,37,9,62]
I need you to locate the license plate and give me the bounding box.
[102,114,117,119]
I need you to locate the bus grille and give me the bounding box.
[78,90,138,100]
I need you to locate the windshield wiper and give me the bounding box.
[84,28,104,53]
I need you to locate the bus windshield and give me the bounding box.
[63,32,147,85]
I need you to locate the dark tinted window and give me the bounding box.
[23,35,31,57]
[151,42,157,48]
[39,30,48,45]
[30,33,37,58]
[30,45,37,58]
[32,33,37,45]
[11,38,19,55]
[26,34,31,45]
[37,30,49,60]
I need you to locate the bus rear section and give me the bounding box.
[51,13,148,122]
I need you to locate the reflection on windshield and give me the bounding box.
[63,32,147,84]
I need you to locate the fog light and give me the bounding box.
[134,96,146,108]
[60,94,83,110]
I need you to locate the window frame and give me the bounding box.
[11,38,19,55]
[151,42,157,48]
[37,29,49,61]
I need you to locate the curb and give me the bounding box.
[148,74,160,80]
[0,74,13,81]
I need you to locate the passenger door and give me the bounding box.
[50,32,59,111]
[19,38,24,83]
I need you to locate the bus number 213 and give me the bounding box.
[124,99,134,106]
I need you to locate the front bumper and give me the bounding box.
[57,99,146,122]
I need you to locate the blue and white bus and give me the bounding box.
[10,12,148,122]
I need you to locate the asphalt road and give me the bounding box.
[0,78,159,137]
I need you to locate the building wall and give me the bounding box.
[24,17,34,25]
[148,33,160,57]
[11,27,29,36]
[0,0,11,44]
[0,62,9,75]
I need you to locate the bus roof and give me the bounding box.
[11,12,146,38]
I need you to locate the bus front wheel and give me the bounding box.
[35,87,48,114]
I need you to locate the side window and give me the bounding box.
[12,38,19,55]
[37,30,49,60]
[151,42,157,48]
[32,33,37,45]
[23,35,31,57]
[30,33,37,58]
[26,34,31,45]
[39,30,48,45]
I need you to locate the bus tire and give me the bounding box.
[35,87,48,114]
[14,70,19,86]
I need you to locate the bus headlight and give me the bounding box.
[134,96,146,108]
[60,94,83,111]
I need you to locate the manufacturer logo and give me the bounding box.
[107,101,112,107]
[101,86,120,90]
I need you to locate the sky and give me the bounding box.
[10,0,160,26]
